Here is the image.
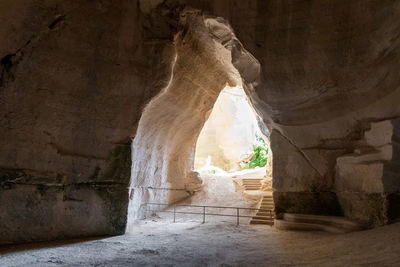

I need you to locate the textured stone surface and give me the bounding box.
[335,119,400,225]
[2,221,400,266]
[0,181,128,244]
[1,0,400,243]
[186,0,400,222]
[0,0,179,244]
[127,9,258,221]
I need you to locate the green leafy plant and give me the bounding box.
[244,136,269,169]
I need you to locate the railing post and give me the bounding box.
[236,208,239,226]
[203,206,206,223]
[173,204,176,223]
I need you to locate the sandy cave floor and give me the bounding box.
[1,220,400,266]
[143,171,268,224]
[169,173,260,222]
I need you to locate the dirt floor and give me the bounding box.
[1,219,400,266]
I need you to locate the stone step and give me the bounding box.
[259,208,274,212]
[260,194,274,212]
[259,210,274,214]
[244,188,260,191]
[250,219,274,225]
[249,195,275,226]
[257,212,274,216]
[274,219,347,234]
[261,200,274,204]
[244,188,261,190]
[253,216,274,220]
[282,213,366,232]
[260,205,274,208]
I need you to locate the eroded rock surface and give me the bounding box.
[336,119,400,226]
[127,9,248,221]
[0,0,180,243]
[1,0,400,243]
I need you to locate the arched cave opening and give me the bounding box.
[126,10,269,229]
[2,1,400,265]
[194,84,271,175]
[190,84,273,217]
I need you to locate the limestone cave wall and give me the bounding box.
[1,0,400,244]
[0,0,180,244]
[126,8,260,223]
[188,0,400,226]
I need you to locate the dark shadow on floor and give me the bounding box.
[0,236,112,255]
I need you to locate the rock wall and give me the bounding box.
[126,8,260,223]
[0,0,180,244]
[1,0,400,243]
[335,119,400,226]
[186,0,400,224]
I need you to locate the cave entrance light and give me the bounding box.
[194,84,270,178]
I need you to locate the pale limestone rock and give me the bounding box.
[127,10,245,221]
[184,171,203,191]
[1,0,400,244]
[335,119,400,225]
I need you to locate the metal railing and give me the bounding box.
[145,203,274,226]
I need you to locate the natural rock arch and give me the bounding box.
[127,9,265,225]
[1,0,400,245]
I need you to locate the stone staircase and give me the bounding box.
[250,195,274,225]
[241,179,262,190]
[275,213,366,233]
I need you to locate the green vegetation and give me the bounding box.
[244,135,269,169]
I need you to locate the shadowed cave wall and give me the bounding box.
[0,0,181,244]
[1,0,400,244]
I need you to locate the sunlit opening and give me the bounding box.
[194,85,271,178]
